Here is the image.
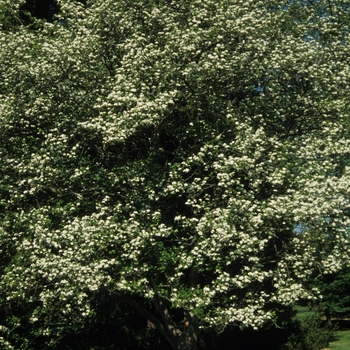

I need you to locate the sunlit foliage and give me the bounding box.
[0,0,349,349]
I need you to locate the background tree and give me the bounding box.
[0,0,350,349]
[311,268,350,321]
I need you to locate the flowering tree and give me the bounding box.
[1,0,350,349]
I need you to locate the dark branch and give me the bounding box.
[114,291,179,348]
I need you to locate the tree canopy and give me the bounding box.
[0,0,350,349]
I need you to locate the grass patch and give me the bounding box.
[326,329,350,349]
[294,306,316,321]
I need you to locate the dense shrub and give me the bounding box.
[281,314,336,350]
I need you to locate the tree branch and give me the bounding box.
[152,294,181,336]
[114,291,178,349]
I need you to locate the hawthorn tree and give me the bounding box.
[1,0,350,349]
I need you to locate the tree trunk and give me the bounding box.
[175,311,199,350]
[115,292,199,350]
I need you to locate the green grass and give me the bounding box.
[294,305,315,320]
[327,329,350,350]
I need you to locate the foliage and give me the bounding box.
[198,306,297,350]
[0,291,167,349]
[0,0,350,349]
[281,313,336,350]
[315,268,350,320]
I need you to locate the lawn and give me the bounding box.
[295,305,315,321]
[324,330,350,350]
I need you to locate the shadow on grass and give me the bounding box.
[322,320,350,350]
[331,319,350,331]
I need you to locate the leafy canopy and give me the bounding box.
[0,0,350,348]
